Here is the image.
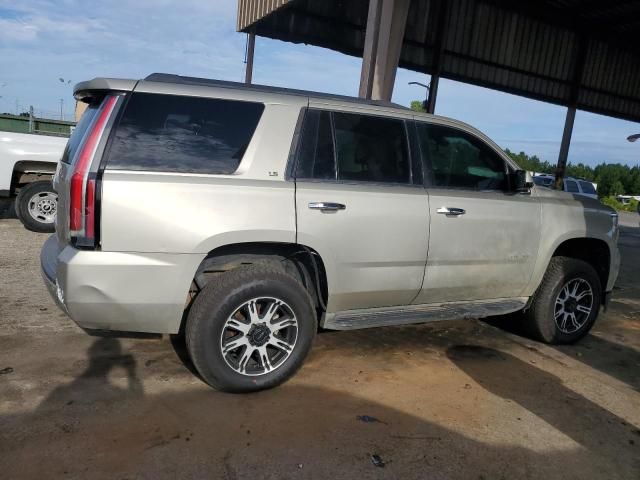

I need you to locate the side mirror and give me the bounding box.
[512,170,534,192]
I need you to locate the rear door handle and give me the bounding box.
[308,202,346,211]
[436,207,466,216]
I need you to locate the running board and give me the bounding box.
[321,297,528,330]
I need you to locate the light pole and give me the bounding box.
[58,78,72,120]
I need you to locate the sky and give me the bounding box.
[1,0,639,168]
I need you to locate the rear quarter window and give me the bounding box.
[105,93,264,174]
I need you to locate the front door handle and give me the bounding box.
[308,202,346,211]
[436,207,466,216]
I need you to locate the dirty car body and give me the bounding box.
[41,74,620,392]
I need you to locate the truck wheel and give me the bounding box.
[15,181,57,233]
[186,265,317,392]
[524,256,601,344]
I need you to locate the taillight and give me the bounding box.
[69,95,118,247]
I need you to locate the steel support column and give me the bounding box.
[358,0,410,101]
[555,106,576,189]
[426,0,448,114]
[245,30,256,84]
[555,36,586,189]
[359,0,382,99]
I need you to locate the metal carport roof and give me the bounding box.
[237,0,640,123]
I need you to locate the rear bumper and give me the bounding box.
[40,234,203,334]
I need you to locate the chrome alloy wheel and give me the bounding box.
[554,278,594,334]
[220,297,298,376]
[27,191,57,224]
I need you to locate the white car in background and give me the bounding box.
[0,131,66,232]
[533,174,598,200]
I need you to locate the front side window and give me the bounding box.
[416,123,507,190]
[566,180,579,193]
[106,93,264,174]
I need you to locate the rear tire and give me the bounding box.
[15,181,57,233]
[523,256,601,344]
[186,265,317,392]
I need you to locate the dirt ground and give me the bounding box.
[1,202,639,480]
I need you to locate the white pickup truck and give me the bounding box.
[0,131,66,232]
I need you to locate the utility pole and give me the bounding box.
[28,106,34,133]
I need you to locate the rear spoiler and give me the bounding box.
[73,78,138,103]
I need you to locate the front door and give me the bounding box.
[413,121,541,304]
[294,107,429,312]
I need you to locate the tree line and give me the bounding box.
[504,149,640,198]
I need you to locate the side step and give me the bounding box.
[322,297,528,330]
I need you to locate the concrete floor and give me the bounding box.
[0,207,639,479]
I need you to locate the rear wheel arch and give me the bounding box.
[11,161,56,193]
[189,242,329,316]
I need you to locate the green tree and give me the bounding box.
[410,100,426,113]
[610,180,625,196]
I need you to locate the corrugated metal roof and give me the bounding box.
[237,0,640,123]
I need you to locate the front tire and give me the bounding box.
[15,181,57,233]
[186,265,317,392]
[523,256,602,344]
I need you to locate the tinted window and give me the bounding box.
[106,93,264,174]
[295,110,335,180]
[417,123,507,190]
[565,180,579,193]
[579,181,596,194]
[533,177,549,187]
[333,112,411,184]
[61,102,100,164]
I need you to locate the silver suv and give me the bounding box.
[41,74,620,392]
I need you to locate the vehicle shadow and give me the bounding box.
[37,337,144,409]
[446,345,639,461]
[1,339,639,479]
[552,335,640,391]
[0,197,17,220]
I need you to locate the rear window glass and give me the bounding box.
[60,103,100,164]
[579,181,596,194]
[106,93,264,174]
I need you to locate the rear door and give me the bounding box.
[413,120,541,304]
[294,107,429,313]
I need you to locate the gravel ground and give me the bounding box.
[1,200,639,479]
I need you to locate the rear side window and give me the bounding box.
[333,112,411,184]
[61,103,100,164]
[417,123,507,190]
[565,180,579,193]
[106,93,264,174]
[579,181,596,194]
[295,110,414,185]
[295,110,335,180]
